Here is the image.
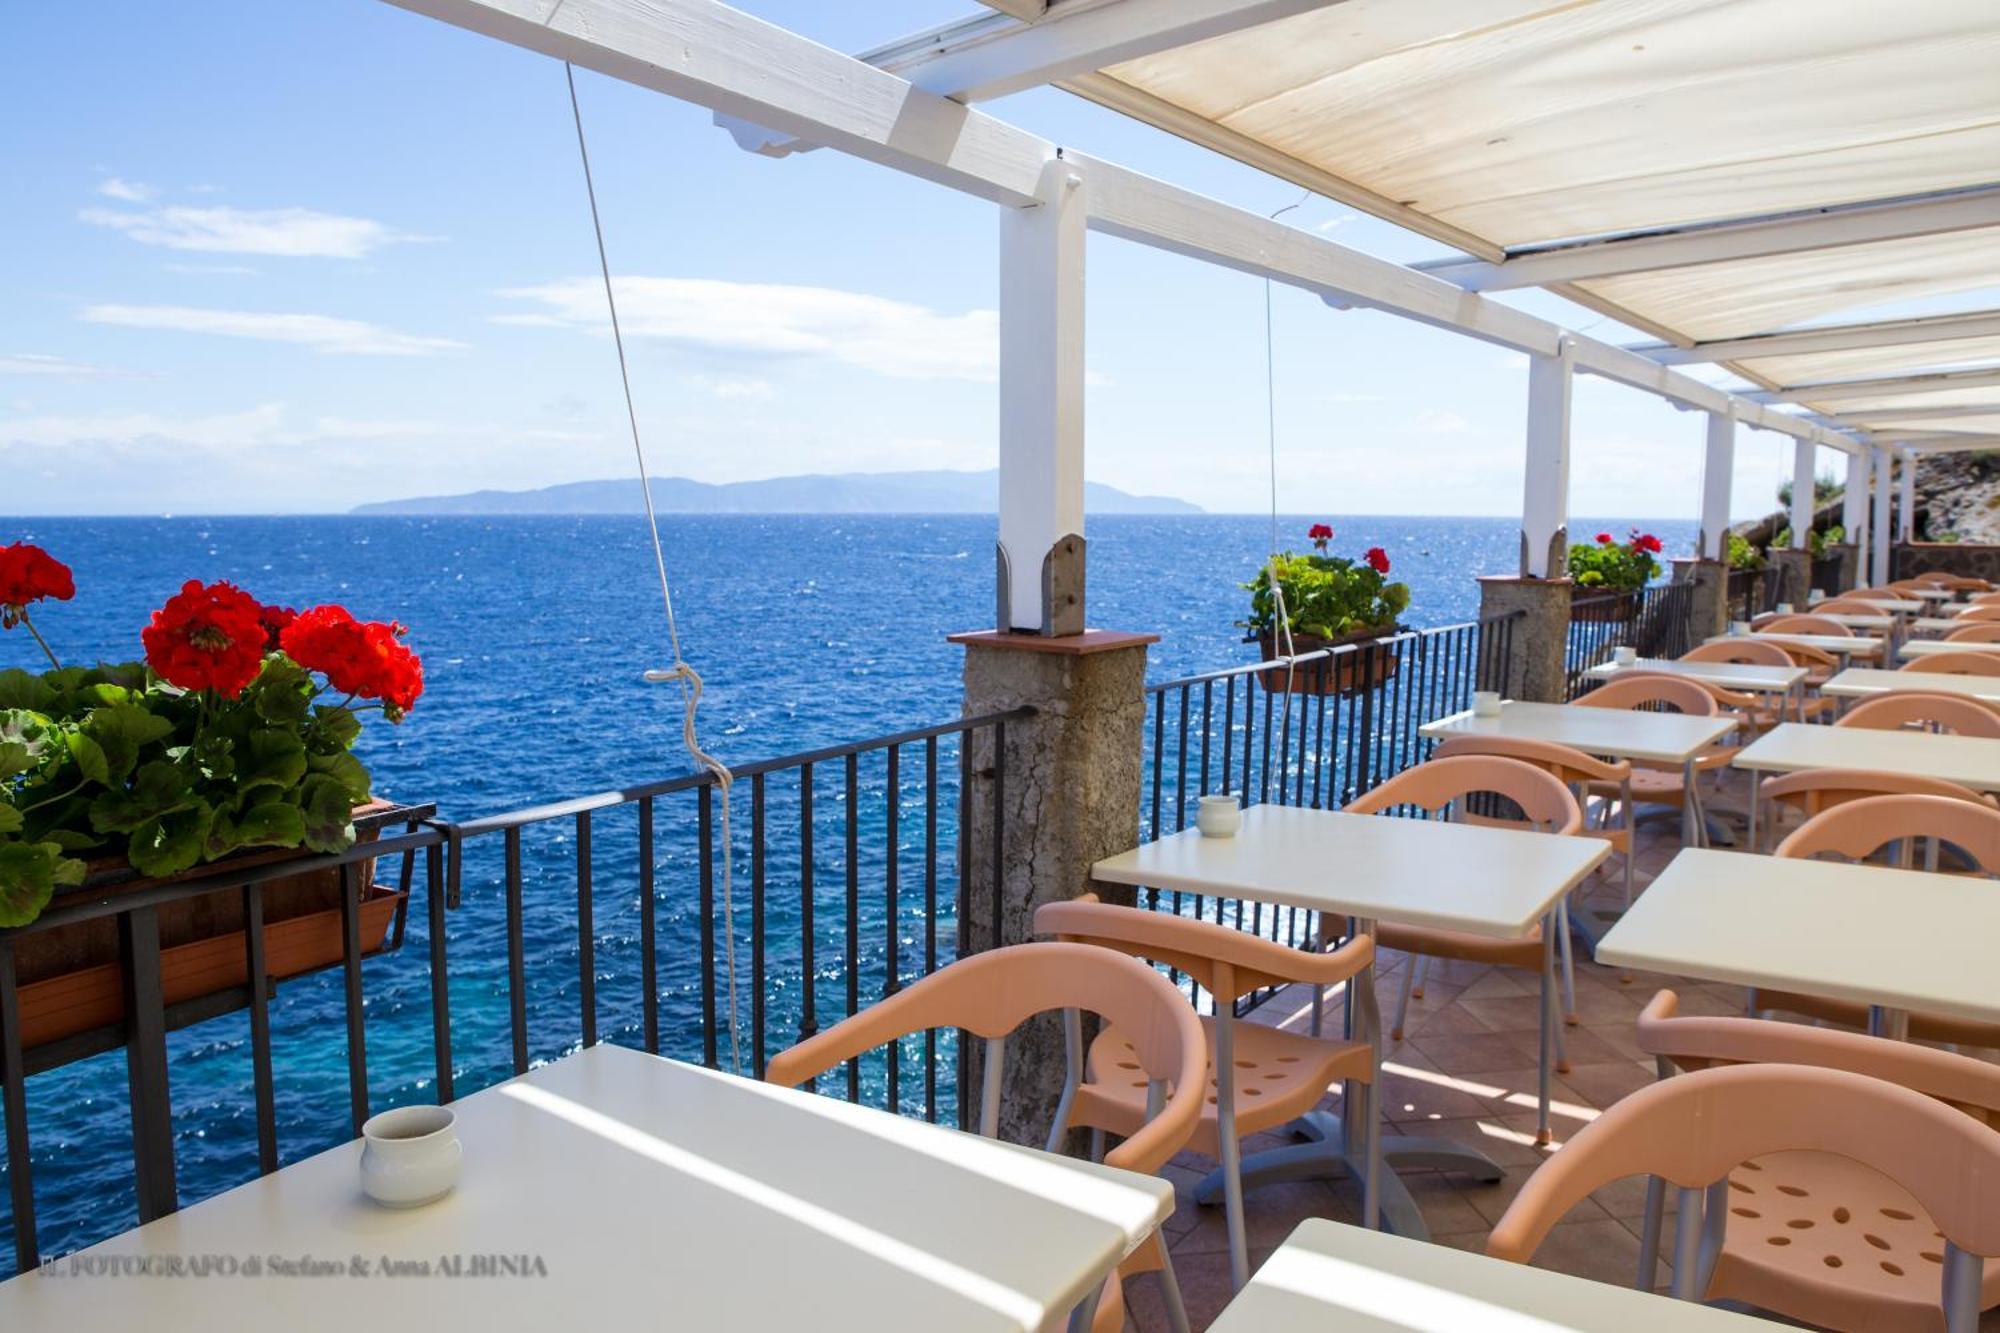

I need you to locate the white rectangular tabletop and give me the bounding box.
[1207,1219,1769,1332]
[1584,658,1805,694]
[1598,848,2000,1026]
[1092,804,1606,938]
[1804,612,1897,631]
[0,1045,1172,1333]
[1901,639,2000,660]
[1821,667,2000,704]
[1839,597,1923,612]
[1419,699,1736,764]
[1733,722,2000,792]
[1915,616,1974,633]
[1708,632,1883,656]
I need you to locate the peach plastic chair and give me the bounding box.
[1967,591,2000,609]
[1762,795,2000,1049]
[1817,597,1897,615]
[1853,586,1913,601]
[764,941,1207,1333]
[1762,614,1853,636]
[1679,639,1804,729]
[1574,672,1732,849]
[1333,753,1582,1143]
[1756,768,1997,854]
[1902,651,2000,677]
[1954,605,2000,624]
[1944,622,2000,644]
[1838,691,2000,738]
[1622,990,2000,1331]
[1487,1061,2000,1332]
[1033,896,1378,1291]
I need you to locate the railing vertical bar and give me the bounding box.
[799,763,818,1093]
[1149,690,1165,842]
[750,777,766,1076]
[338,861,369,1136]
[1198,679,1214,798]
[1259,680,1275,805]
[924,734,940,1124]
[884,743,901,1113]
[1241,675,1256,804]
[956,738,972,1131]
[426,839,454,1101]
[1310,670,1328,808]
[0,940,39,1274]
[990,719,1007,952]
[699,783,718,1070]
[638,796,658,1055]
[241,882,277,1174]
[1220,674,1237,797]
[1174,687,1191,830]
[576,809,596,1049]
[844,752,861,1102]
[504,826,528,1076]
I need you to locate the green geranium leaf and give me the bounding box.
[250,657,314,725]
[68,731,110,787]
[82,703,176,783]
[298,774,357,853]
[0,805,21,835]
[310,705,362,751]
[90,759,195,834]
[307,750,373,804]
[127,801,213,879]
[239,728,308,793]
[231,799,307,852]
[0,670,57,713]
[43,827,101,851]
[0,842,62,927]
[0,741,32,780]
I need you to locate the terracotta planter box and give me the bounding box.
[1254,628,1401,696]
[10,799,423,1056]
[1569,587,1640,622]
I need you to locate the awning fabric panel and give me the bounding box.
[1735,334,2000,388]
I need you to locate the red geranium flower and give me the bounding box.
[1632,532,1663,555]
[281,604,424,716]
[142,580,269,698]
[258,602,297,652]
[0,542,75,625]
[1595,532,1613,545]
[1307,523,1333,541]
[1363,546,1391,575]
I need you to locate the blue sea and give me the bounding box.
[0,513,1690,1270]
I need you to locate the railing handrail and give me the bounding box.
[1146,612,1523,694]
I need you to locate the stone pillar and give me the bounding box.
[1477,576,1572,703]
[1771,548,1813,610]
[953,628,1155,1146]
[1826,543,1861,595]
[1672,557,1729,642]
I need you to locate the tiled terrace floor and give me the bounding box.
[1120,767,1999,1330]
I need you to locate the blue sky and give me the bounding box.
[3,0,1833,518]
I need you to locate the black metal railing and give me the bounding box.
[1564,582,1696,699]
[1811,556,1844,598]
[0,708,1026,1276]
[1133,616,1519,1000]
[1726,566,1775,622]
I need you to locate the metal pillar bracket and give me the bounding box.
[994,541,1013,631]
[1521,526,1569,579]
[1041,533,1085,635]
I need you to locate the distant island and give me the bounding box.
[352,469,1201,516]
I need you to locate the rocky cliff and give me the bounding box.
[1912,451,2000,543]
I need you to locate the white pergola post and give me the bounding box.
[1871,445,1894,585]
[1790,439,1816,548]
[1520,337,1575,577]
[1898,448,1917,542]
[1843,448,1869,549]
[997,158,1087,634]
[1698,409,1734,560]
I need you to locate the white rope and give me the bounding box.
[565,63,743,1075]
[1264,192,1312,770]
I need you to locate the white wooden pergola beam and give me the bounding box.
[1825,404,2000,427]
[1417,185,2000,293]
[866,0,1344,105]
[1743,366,2000,406]
[1896,432,2000,450]
[1627,310,2000,366]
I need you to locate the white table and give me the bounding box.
[1208,1218,1768,1332]
[1707,631,1884,658]
[1901,638,2000,661]
[1820,667,2000,706]
[1093,805,1606,1241]
[0,1045,1172,1333]
[1834,597,1923,612]
[1733,721,2000,849]
[1584,658,1805,720]
[1914,615,1986,634]
[1806,612,1897,631]
[1599,847,2000,1037]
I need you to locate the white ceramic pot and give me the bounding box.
[1195,795,1241,838]
[1612,646,1638,666]
[360,1105,461,1208]
[1471,691,1503,718]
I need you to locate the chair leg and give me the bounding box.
[1670,1185,1705,1301]
[1557,902,1578,1027]
[1942,1243,1981,1333]
[1410,955,1429,1000]
[1391,956,1418,1041]
[1214,1005,1249,1291]
[1360,1076,1381,1231]
[1636,1176,1667,1291]
[1536,916,1557,1145]
[1155,1247,1193,1333]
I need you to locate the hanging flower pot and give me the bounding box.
[0,543,429,1059]
[1567,529,1662,622]
[1243,527,1409,696]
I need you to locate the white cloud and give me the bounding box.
[164,261,259,277]
[689,374,775,400]
[496,277,998,382]
[81,304,463,357]
[1313,213,1359,234]
[1493,352,1529,371]
[80,204,431,258]
[0,353,143,380]
[1,404,290,449]
[1410,408,1468,434]
[97,177,155,203]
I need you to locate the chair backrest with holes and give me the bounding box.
[1813,598,1890,616]
[1774,793,2000,870]
[1485,1064,2000,1268]
[1680,639,1796,668]
[1900,651,2000,677]
[1837,691,2000,737]
[1761,614,1852,636]
[1342,753,1582,834]
[1957,605,2000,624]
[1760,767,1997,823]
[763,941,1205,1175]
[1850,587,1907,600]
[1432,734,1631,787]
[1945,622,2000,644]
[1571,671,1720,718]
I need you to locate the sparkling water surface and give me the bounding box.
[0,513,1691,1268]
